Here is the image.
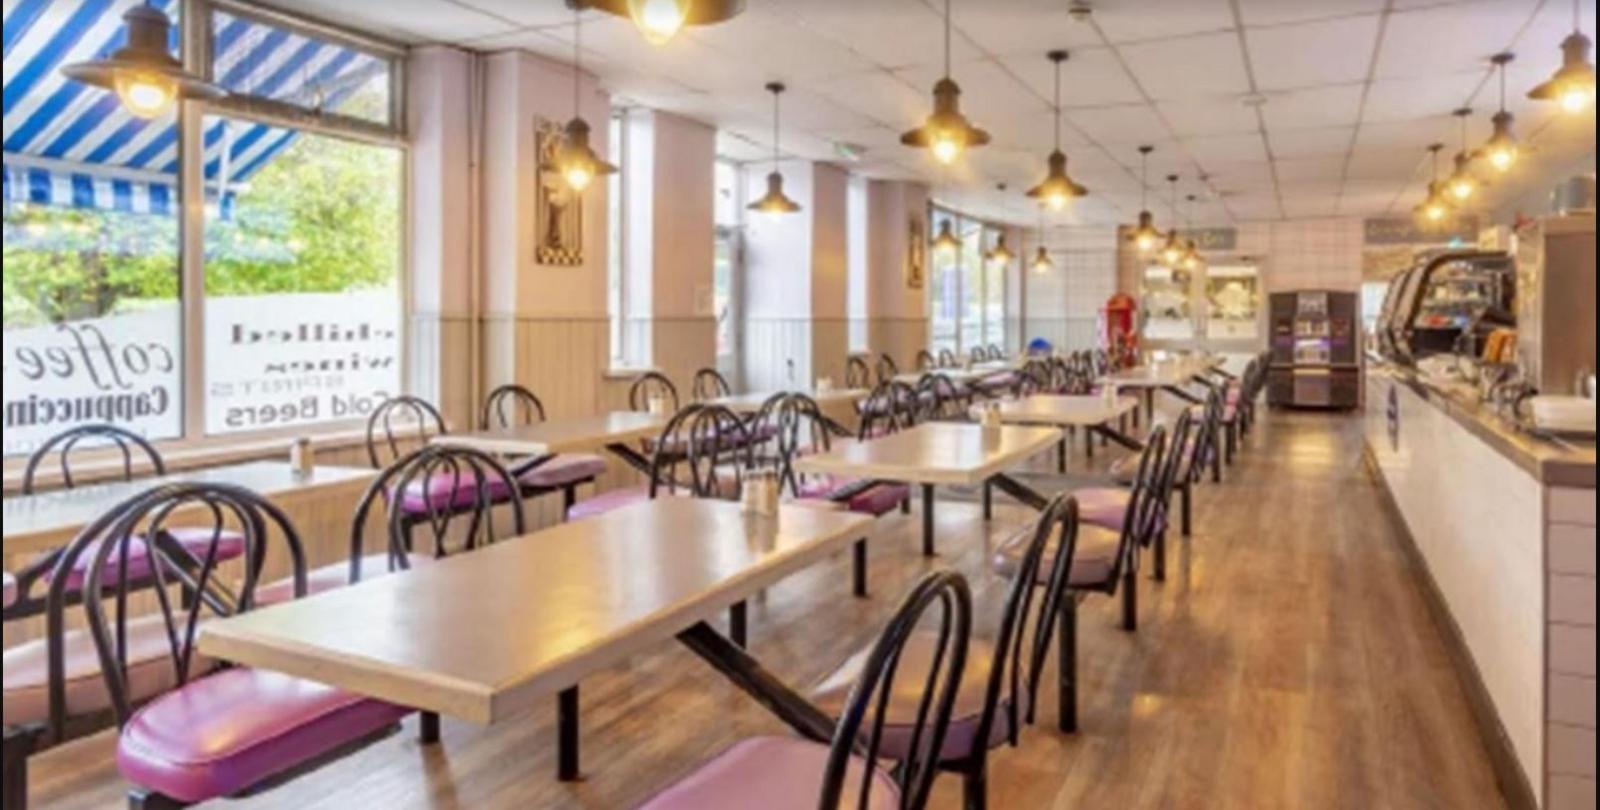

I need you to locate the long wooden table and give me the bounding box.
[200,498,873,783]
[432,412,668,474]
[794,422,1063,556]
[978,394,1145,468]
[704,388,868,414]
[1,462,376,556]
[1101,355,1223,421]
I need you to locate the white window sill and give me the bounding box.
[603,367,657,381]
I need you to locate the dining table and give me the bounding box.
[1,461,376,557]
[975,394,1145,469]
[432,411,669,475]
[793,421,1063,556]
[198,497,875,783]
[704,387,869,414]
[1101,355,1224,422]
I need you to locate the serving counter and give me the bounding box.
[1365,364,1596,810]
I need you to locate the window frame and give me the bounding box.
[2,0,411,468]
[927,203,1011,356]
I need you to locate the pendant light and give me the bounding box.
[1031,206,1054,274]
[901,0,990,165]
[933,216,962,257]
[1446,108,1480,203]
[559,10,617,193]
[1027,50,1089,211]
[1528,0,1597,113]
[571,0,745,46]
[1127,145,1163,254]
[988,233,1015,266]
[1158,175,1185,268]
[62,5,225,119]
[748,83,801,215]
[1179,194,1205,275]
[1414,143,1453,225]
[1483,54,1520,173]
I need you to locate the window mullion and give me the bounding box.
[179,0,208,442]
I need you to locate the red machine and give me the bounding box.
[1102,293,1140,369]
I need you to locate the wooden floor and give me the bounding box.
[27,408,1511,809]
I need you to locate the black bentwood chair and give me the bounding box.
[480,384,607,516]
[993,426,1170,734]
[638,570,974,810]
[692,367,734,402]
[846,355,873,390]
[811,495,1080,810]
[629,371,681,414]
[50,483,414,809]
[876,353,901,386]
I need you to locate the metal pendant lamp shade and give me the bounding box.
[572,0,745,45]
[988,233,1015,265]
[1414,144,1453,225]
[1031,246,1054,274]
[1157,174,1184,267]
[1483,54,1520,172]
[749,82,801,215]
[933,218,962,254]
[1127,146,1162,252]
[61,5,225,120]
[902,0,990,165]
[1528,2,1597,114]
[1028,50,1088,210]
[1446,109,1480,203]
[559,10,616,193]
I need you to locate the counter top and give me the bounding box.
[1370,364,1596,489]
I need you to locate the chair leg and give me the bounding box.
[1059,599,1080,734]
[1154,527,1167,582]
[128,790,190,810]
[852,539,869,598]
[558,687,581,782]
[730,601,748,648]
[1225,423,1238,465]
[420,711,441,745]
[1211,435,1223,484]
[982,482,993,521]
[1181,483,1193,537]
[1122,568,1138,633]
[562,485,578,521]
[3,724,38,810]
[962,766,989,810]
[1057,438,1067,474]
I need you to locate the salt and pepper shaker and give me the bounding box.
[289,436,314,477]
[981,401,1003,430]
[742,469,780,517]
[648,392,669,416]
[1103,382,1119,409]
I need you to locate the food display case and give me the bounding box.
[1268,290,1363,409]
[1376,250,1514,364]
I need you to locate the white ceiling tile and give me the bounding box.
[1352,116,1458,152]
[951,0,1104,58]
[1204,160,1278,190]
[1246,14,1381,91]
[1120,32,1252,102]
[1239,0,1386,28]
[1157,97,1262,138]
[1184,132,1270,165]
[1269,126,1355,159]
[258,0,520,44]
[797,0,981,71]
[1361,73,1490,124]
[1376,0,1541,80]
[1067,104,1172,146]
[811,71,933,133]
[1276,156,1347,182]
[1092,0,1236,44]
[1260,84,1366,131]
[1346,148,1429,182]
[684,13,881,88]
[999,48,1147,110]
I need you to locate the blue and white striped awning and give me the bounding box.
[2,0,386,216]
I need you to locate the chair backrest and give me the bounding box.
[358,444,526,567]
[977,495,1081,751]
[366,395,448,469]
[820,570,973,810]
[845,356,872,390]
[630,371,680,413]
[756,394,835,497]
[658,405,752,501]
[936,348,957,369]
[1181,387,1223,483]
[692,368,733,402]
[859,380,920,440]
[876,354,900,386]
[45,483,304,738]
[481,384,548,430]
[916,373,968,422]
[914,350,936,372]
[22,424,165,494]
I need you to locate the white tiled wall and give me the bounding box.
[1023,226,1118,351]
[1547,486,1597,810]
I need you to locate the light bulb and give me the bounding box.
[931,132,963,165]
[1560,82,1596,113]
[1136,233,1157,253]
[1450,177,1476,202]
[564,163,594,193]
[626,0,691,45]
[1488,144,1518,172]
[1046,192,1069,211]
[114,71,176,119]
[1425,201,1448,222]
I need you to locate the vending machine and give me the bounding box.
[1268,290,1363,409]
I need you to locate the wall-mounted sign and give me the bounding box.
[535,120,584,266]
[1364,215,1479,246]
[1175,228,1238,251]
[907,216,926,290]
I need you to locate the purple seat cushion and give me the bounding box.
[1075,487,1132,531]
[255,553,435,606]
[519,454,607,489]
[812,633,1013,762]
[2,570,15,609]
[992,522,1124,589]
[566,487,651,522]
[796,478,910,517]
[116,668,411,805]
[51,529,248,592]
[395,472,514,516]
[636,737,899,810]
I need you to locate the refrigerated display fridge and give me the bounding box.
[1268,290,1363,409]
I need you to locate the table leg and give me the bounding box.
[1162,385,1203,405]
[604,442,654,476]
[420,711,441,745]
[853,540,869,598]
[1091,424,1145,452]
[988,474,1050,512]
[730,602,749,648]
[982,481,994,521]
[677,623,836,745]
[921,484,937,557]
[1057,438,1067,474]
[1059,599,1079,734]
[1145,389,1156,423]
[558,687,580,782]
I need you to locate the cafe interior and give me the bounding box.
[1,0,1596,808]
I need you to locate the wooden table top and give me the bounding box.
[894,366,1014,385]
[433,412,668,456]
[793,422,1063,486]
[705,388,869,413]
[1101,357,1220,388]
[2,462,376,556]
[197,498,874,725]
[978,395,1141,427]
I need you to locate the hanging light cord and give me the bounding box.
[944,0,953,78]
[1053,57,1063,150]
[771,89,781,170]
[572,10,582,117]
[1139,151,1149,210]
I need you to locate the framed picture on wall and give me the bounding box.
[907,217,926,290]
[535,120,583,266]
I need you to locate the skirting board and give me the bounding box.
[1362,445,1540,810]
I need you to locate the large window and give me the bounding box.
[2,0,405,456]
[713,160,741,362]
[928,205,1009,357]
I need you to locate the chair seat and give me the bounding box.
[796,478,911,517]
[812,633,1013,762]
[2,570,15,609]
[636,737,900,810]
[1075,487,1133,530]
[993,522,1124,590]
[51,529,248,592]
[116,668,411,805]
[396,472,514,516]
[255,553,435,606]
[519,454,607,489]
[3,614,215,726]
[566,487,651,522]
